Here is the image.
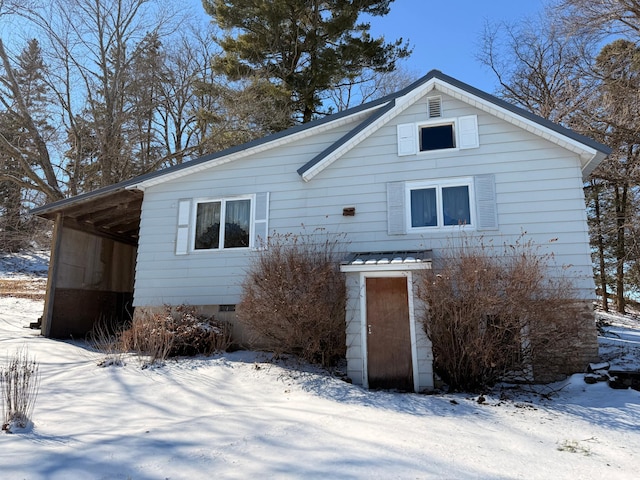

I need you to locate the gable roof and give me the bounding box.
[31,69,610,219]
[297,70,611,181]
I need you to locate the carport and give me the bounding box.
[31,186,142,338]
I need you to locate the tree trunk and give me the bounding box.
[614,184,627,313]
[592,182,609,311]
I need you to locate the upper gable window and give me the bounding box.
[420,123,455,151]
[397,114,479,156]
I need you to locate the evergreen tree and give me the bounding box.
[202,0,410,123]
[0,39,56,251]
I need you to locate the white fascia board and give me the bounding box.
[582,150,608,180]
[129,106,378,190]
[436,82,599,162]
[302,80,438,182]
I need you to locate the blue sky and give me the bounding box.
[187,0,547,94]
[366,0,547,92]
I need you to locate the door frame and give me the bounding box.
[360,270,419,392]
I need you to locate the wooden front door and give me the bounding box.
[365,276,414,391]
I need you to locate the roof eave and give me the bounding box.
[30,184,133,218]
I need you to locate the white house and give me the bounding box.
[32,70,610,392]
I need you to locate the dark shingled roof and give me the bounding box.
[31,69,611,218]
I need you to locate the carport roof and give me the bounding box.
[33,187,143,245]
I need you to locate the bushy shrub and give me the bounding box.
[1,348,40,433]
[416,235,584,392]
[238,231,347,367]
[120,305,231,365]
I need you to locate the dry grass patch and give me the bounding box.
[0,279,47,300]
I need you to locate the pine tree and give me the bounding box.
[0,39,56,251]
[202,0,410,123]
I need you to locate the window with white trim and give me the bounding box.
[194,197,251,250]
[420,122,455,151]
[406,178,475,230]
[175,192,270,255]
[387,176,497,236]
[397,114,479,156]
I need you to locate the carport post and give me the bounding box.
[41,213,63,337]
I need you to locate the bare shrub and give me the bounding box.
[120,305,231,365]
[416,235,584,392]
[238,231,347,367]
[120,311,173,365]
[166,305,232,357]
[1,349,40,432]
[87,315,126,367]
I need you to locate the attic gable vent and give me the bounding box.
[427,96,442,118]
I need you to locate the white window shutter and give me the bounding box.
[397,124,417,156]
[387,182,406,235]
[253,192,269,249]
[475,175,498,230]
[458,115,479,149]
[176,199,191,255]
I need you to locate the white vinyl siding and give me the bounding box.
[135,92,596,308]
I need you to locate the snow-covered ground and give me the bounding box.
[0,250,49,279]
[0,254,639,479]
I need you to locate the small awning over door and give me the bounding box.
[340,251,432,272]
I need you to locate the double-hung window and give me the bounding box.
[194,197,251,250]
[407,178,474,230]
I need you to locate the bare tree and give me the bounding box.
[478,15,594,125]
[477,7,640,312]
[13,0,191,191]
[0,38,62,202]
[326,66,419,113]
[555,0,640,40]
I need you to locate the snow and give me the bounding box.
[0,251,49,279]
[1,255,639,479]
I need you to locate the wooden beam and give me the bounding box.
[41,213,63,337]
[61,216,139,246]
